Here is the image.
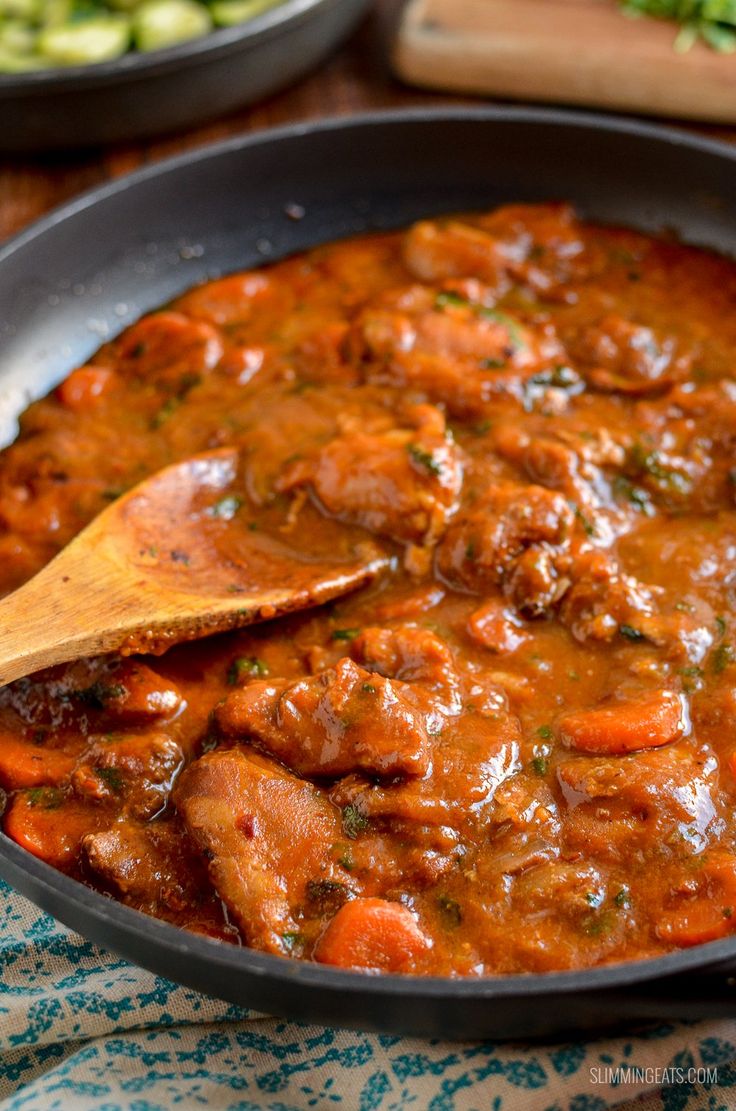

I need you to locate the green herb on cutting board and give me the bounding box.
[621,1,736,52]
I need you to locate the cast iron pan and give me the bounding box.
[0,0,370,153]
[1,108,736,1039]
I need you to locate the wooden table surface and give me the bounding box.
[0,0,734,244]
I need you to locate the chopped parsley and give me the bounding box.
[26,787,63,810]
[437,895,463,927]
[713,643,735,675]
[306,880,349,914]
[407,443,443,477]
[208,495,242,520]
[620,624,646,642]
[331,628,360,642]
[95,766,125,793]
[342,803,368,840]
[75,681,126,709]
[536,724,554,740]
[227,657,269,684]
[531,756,549,776]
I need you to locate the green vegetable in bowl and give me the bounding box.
[621,0,736,52]
[133,0,210,50]
[0,0,281,71]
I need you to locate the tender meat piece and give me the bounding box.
[403,205,596,297]
[215,657,433,779]
[114,311,223,387]
[495,425,620,514]
[174,749,349,954]
[557,743,721,859]
[276,405,462,547]
[350,625,455,686]
[559,550,661,643]
[436,482,574,614]
[568,313,692,393]
[71,732,184,820]
[348,284,563,417]
[486,772,562,875]
[83,821,210,914]
[467,599,529,654]
[73,661,183,726]
[331,706,522,836]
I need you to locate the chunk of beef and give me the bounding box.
[403,204,596,298]
[174,749,349,954]
[71,732,183,820]
[330,706,522,837]
[568,313,691,394]
[559,550,661,643]
[348,284,563,417]
[557,743,721,859]
[114,312,223,387]
[277,404,461,548]
[436,482,574,614]
[215,657,433,779]
[83,821,209,914]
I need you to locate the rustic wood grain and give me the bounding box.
[0,0,733,244]
[396,0,736,123]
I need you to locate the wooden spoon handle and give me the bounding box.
[0,550,136,685]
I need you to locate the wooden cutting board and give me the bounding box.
[394,0,736,122]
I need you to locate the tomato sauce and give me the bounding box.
[2,203,736,975]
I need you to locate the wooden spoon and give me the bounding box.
[0,448,390,686]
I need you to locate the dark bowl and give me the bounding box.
[2,108,736,1039]
[0,0,370,152]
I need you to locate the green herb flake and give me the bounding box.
[479,357,506,371]
[531,756,548,776]
[342,803,368,840]
[331,628,360,642]
[95,765,125,793]
[437,895,463,927]
[713,643,735,674]
[620,624,646,642]
[281,931,304,953]
[407,443,443,477]
[361,682,376,694]
[306,879,349,914]
[208,495,242,520]
[536,724,554,740]
[26,787,63,810]
[434,291,470,310]
[75,681,126,710]
[227,657,269,685]
[614,889,631,908]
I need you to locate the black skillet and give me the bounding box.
[1,108,736,1039]
[0,0,370,153]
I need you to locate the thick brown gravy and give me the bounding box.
[2,202,736,976]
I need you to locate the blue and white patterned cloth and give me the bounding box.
[1,879,734,1111]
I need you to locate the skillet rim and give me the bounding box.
[2,104,736,1004]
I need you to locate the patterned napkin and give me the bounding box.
[0,879,733,1111]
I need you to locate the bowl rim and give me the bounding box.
[2,104,736,1003]
[0,0,354,92]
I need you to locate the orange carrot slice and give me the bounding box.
[559,689,687,755]
[314,897,432,973]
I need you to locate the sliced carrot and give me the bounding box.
[314,897,432,973]
[0,733,78,790]
[3,792,102,869]
[559,689,686,755]
[56,366,115,411]
[658,854,736,947]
